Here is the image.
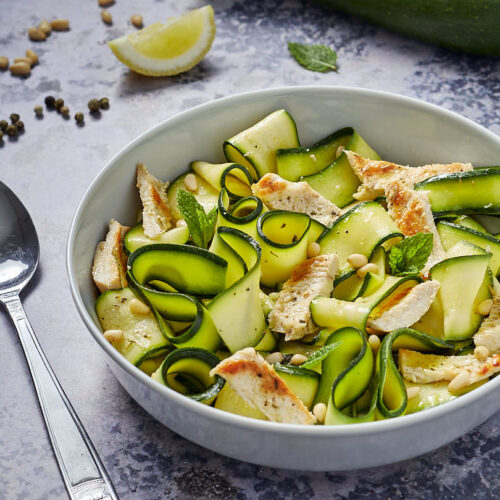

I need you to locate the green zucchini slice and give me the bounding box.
[152,347,225,404]
[314,327,373,409]
[167,171,219,222]
[191,161,253,199]
[95,287,171,366]
[276,127,352,181]
[414,168,500,215]
[208,227,267,353]
[430,254,492,340]
[453,215,489,235]
[124,223,189,254]
[214,384,267,419]
[223,109,300,179]
[311,275,421,332]
[257,210,311,288]
[318,201,402,281]
[274,364,320,409]
[301,130,380,207]
[437,221,500,275]
[376,328,452,418]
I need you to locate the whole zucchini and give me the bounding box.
[316,0,500,56]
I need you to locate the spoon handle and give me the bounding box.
[2,293,119,500]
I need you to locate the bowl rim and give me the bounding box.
[67,84,500,436]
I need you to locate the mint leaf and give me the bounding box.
[389,233,433,276]
[301,342,339,369]
[176,189,217,248]
[288,42,338,73]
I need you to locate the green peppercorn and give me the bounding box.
[10,113,20,124]
[75,112,84,124]
[55,98,64,112]
[34,105,43,117]
[88,99,100,113]
[0,120,7,131]
[99,97,110,110]
[6,124,17,136]
[44,95,56,109]
[15,121,24,132]
[60,106,69,117]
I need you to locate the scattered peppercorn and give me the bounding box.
[0,120,7,132]
[10,113,20,124]
[88,99,100,113]
[99,97,110,110]
[44,95,56,109]
[15,121,24,132]
[34,105,43,117]
[75,112,84,124]
[60,106,70,117]
[6,124,18,137]
[55,98,64,112]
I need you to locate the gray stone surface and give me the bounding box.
[0,1,499,499]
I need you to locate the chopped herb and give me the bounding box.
[389,233,433,276]
[301,342,340,369]
[176,189,217,249]
[288,42,338,73]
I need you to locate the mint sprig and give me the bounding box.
[176,189,217,249]
[288,42,338,73]
[389,233,433,276]
[301,342,340,369]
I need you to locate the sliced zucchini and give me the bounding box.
[96,287,170,366]
[430,254,492,340]
[437,221,500,275]
[318,201,402,281]
[214,383,267,420]
[124,223,189,254]
[414,168,500,215]
[301,130,380,207]
[453,215,489,235]
[254,328,278,351]
[191,161,253,199]
[167,171,219,222]
[274,364,320,409]
[257,210,311,288]
[405,381,455,414]
[208,227,267,353]
[311,275,421,332]
[152,347,225,404]
[223,109,300,179]
[276,127,352,181]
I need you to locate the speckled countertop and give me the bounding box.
[0,1,499,499]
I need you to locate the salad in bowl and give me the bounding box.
[91,108,500,427]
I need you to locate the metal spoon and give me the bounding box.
[0,181,118,500]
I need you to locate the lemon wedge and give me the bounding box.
[108,5,216,76]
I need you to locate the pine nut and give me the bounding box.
[28,27,46,41]
[0,56,8,70]
[14,57,32,67]
[347,253,368,269]
[448,371,470,393]
[476,299,493,316]
[10,62,31,76]
[265,352,283,364]
[25,49,39,65]
[98,0,115,6]
[368,334,381,351]
[312,402,327,424]
[406,386,420,399]
[129,298,151,315]
[474,345,489,361]
[34,105,43,117]
[290,353,307,365]
[38,20,52,35]
[336,145,345,157]
[101,10,113,25]
[356,263,379,279]
[184,173,198,192]
[131,14,143,28]
[307,241,321,258]
[176,219,187,228]
[50,19,70,31]
[104,329,123,342]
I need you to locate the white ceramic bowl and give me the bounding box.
[68,86,500,471]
